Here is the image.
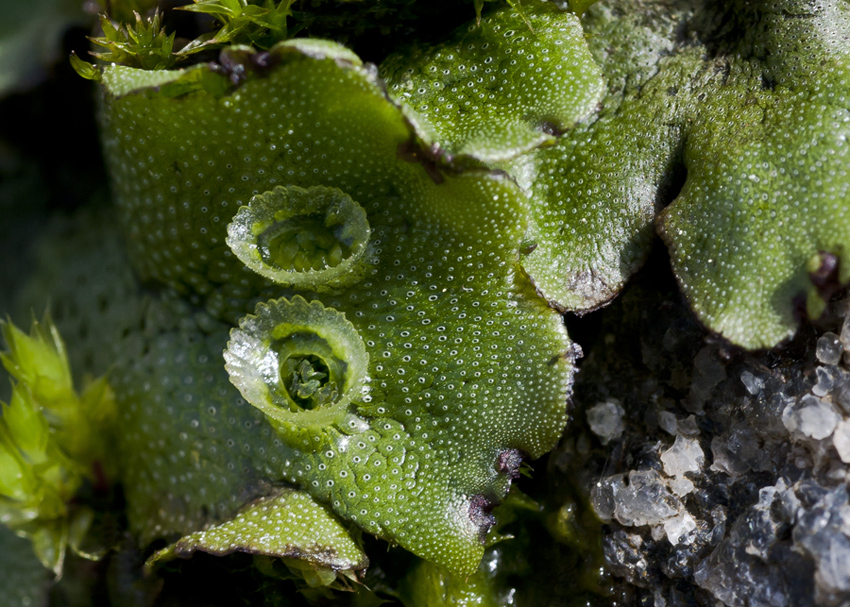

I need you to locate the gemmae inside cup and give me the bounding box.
[227,185,371,291]
[224,296,369,430]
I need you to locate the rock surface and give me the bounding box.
[560,260,850,606]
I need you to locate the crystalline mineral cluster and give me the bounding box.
[565,270,850,606]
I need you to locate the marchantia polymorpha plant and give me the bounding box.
[1,0,849,604]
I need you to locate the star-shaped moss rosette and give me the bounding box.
[84,38,575,575]
[658,0,850,349]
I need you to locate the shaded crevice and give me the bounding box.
[655,149,688,213]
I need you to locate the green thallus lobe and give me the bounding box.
[44,0,850,594]
[147,486,368,580]
[89,7,589,574]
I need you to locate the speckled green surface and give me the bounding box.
[148,487,367,572]
[92,35,577,576]
[658,0,850,348]
[380,0,604,163]
[111,305,284,548]
[501,0,697,313]
[5,0,850,600]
